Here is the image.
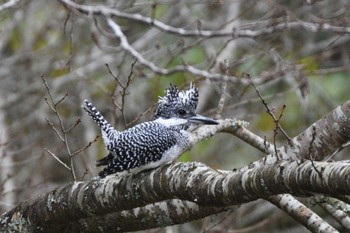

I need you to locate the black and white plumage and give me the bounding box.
[154,83,199,121]
[82,84,218,177]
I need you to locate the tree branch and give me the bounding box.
[1,159,350,232]
[0,0,22,12]
[2,98,349,231]
[67,200,227,232]
[58,0,350,37]
[229,99,350,173]
[266,194,337,233]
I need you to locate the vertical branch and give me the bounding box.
[106,60,137,127]
[63,7,75,71]
[0,96,15,212]
[42,76,78,181]
[245,73,291,156]
[215,61,228,120]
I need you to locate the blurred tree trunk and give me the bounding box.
[0,97,15,213]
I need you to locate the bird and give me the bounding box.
[82,83,218,177]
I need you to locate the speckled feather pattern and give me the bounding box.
[101,121,189,177]
[83,100,190,177]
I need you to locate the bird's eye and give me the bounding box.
[178,109,186,115]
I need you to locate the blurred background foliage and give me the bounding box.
[1,0,350,232]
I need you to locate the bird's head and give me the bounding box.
[154,83,218,127]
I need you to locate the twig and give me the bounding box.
[59,0,350,85]
[215,61,228,119]
[308,125,322,177]
[44,118,64,142]
[80,168,90,181]
[324,141,350,161]
[150,2,157,23]
[45,148,71,172]
[63,8,75,72]
[126,104,155,127]
[65,118,81,134]
[43,78,96,179]
[274,104,287,159]
[246,73,291,142]
[42,76,77,180]
[106,60,136,127]
[105,17,239,82]
[55,92,69,107]
[245,73,290,159]
[202,209,235,233]
[71,135,99,157]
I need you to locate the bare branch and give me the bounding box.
[215,62,228,119]
[0,0,22,12]
[126,103,155,126]
[320,202,350,231]
[2,96,350,231]
[225,99,350,172]
[245,73,291,153]
[71,135,99,157]
[105,17,239,82]
[267,194,337,232]
[58,0,350,85]
[64,118,81,134]
[44,118,64,142]
[69,200,226,232]
[59,0,350,37]
[107,60,136,127]
[2,160,350,232]
[55,92,69,107]
[42,76,77,180]
[44,148,71,172]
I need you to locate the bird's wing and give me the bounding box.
[99,122,179,177]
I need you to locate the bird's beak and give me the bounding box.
[188,114,219,125]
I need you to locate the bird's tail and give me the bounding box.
[82,100,117,141]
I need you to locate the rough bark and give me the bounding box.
[67,200,227,232]
[1,159,350,232]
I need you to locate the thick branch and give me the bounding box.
[290,100,350,160]
[1,160,350,232]
[67,200,227,232]
[266,194,337,233]
[2,99,350,232]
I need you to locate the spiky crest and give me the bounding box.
[154,83,199,119]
